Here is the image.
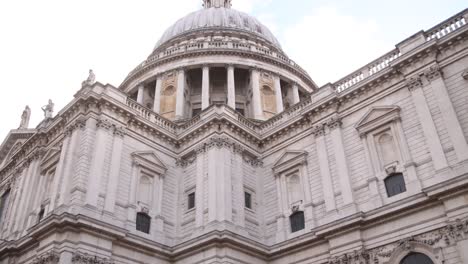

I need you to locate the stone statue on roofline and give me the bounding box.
[19,105,31,129]
[41,99,54,119]
[82,69,96,87]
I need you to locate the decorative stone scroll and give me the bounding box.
[424,64,443,82]
[31,252,60,264]
[72,253,114,264]
[327,216,468,264]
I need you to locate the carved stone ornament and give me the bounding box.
[327,216,468,264]
[32,252,60,264]
[462,69,468,80]
[72,253,114,264]
[424,64,442,82]
[327,116,342,130]
[405,76,423,91]
[312,124,326,137]
[96,119,113,130]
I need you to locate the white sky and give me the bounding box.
[0,0,465,140]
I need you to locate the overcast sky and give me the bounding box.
[0,0,466,141]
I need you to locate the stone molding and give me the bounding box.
[32,252,60,264]
[176,136,262,168]
[96,119,113,131]
[71,253,114,264]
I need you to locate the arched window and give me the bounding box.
[160,85,176,119]
[289,211,305,233]
[136,212,151,234]
[385,173,406,197]
[138,175,152,206]
[400,252,434,264]
[378,132,398,166]
[287,175,302,204]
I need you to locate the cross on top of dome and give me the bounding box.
[203,0,232,8]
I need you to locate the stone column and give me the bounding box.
[233,147,245,227]
[154,174,164,232]
[85,119,112,207]
[7,169,26,234]
[175,69,186,120]
[104,127,125,214]
[274,75,284,113]
[426,65,468,162]
[153,76,163,114]
[407,76,448,171]
[275,175,286,241]
[328,118,355,207]
[313,125,336,211]
[250,68,263,119]
[136,84,145,104]
[227,65,236,109]
[292,83,300,104]
[195,149,205,228]
[202,66,210,110]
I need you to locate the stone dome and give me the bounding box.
[154,6,282,51]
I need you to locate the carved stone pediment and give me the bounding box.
[40,147,61,173]
[0,129,35,167]
[355,106,401,136]
[272,150,308,176]
[132,151,167,176]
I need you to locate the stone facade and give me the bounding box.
[0,3,468,264]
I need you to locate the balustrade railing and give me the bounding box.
[426,11,466,41]
[334,9,467,93]
[125,98,177,132]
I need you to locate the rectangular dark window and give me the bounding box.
[385,173,407,197]
[136,212,151,234]
[192,108,202,117]
[37,207,45,223]
[188,192,195,210]
[290,211,305,233]
[0,189,10,223]
[244,192,252,209]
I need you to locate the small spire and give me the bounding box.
[203,0,232,9]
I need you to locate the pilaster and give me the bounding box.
[313,125,336,211]
[292,83,300,105]
[103,126,126,213]
[328,117,355,208]
[85,118,112,207]
[406,76,448,171]
[425,65,468,162]
[195,148,205,228]
[48,133,72,212]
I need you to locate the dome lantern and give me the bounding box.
[203,0,232,8]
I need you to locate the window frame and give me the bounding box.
[384,173,407,197]
[187,192,195,210]
[289,211,305,233]
[136,212,151,234]
[244,191,252,209]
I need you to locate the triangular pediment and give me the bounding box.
[273,150,308,175]
[355,106,401,135]
[132,151,167,175]
[0,129,36,168]
[40,147,61,173]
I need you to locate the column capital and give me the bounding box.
[327,116,342,130]
[202,65,210,70]
[226,64,235,70]
[424,64,443,82]
[405,75,423,91]
[312,124,326,137]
